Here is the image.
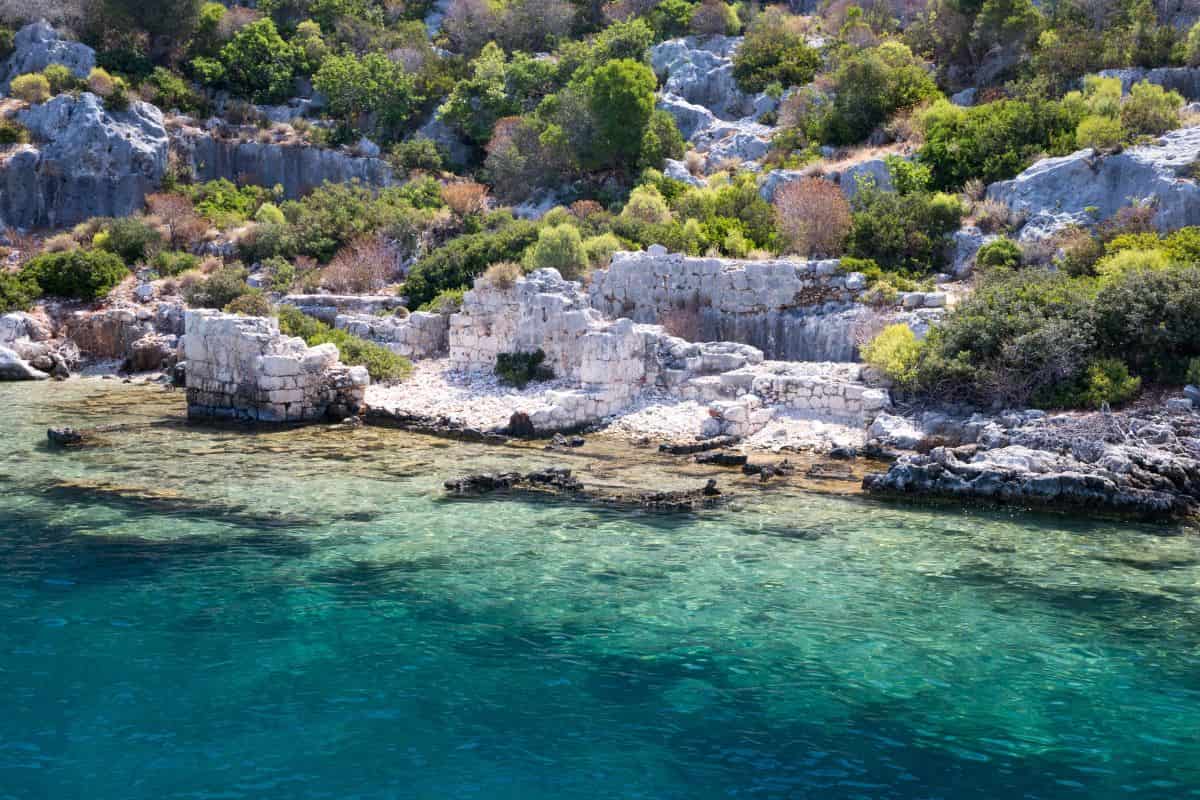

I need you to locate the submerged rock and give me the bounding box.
[444,467,727,511]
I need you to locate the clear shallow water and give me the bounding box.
[1,381,1199,800]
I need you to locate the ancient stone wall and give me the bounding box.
[588,251,946,362]
[279,294,408,325]
[335,311,448,359]
[588,251,870,361]
[182,311,368,422]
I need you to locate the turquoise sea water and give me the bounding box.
[1,380,1199,800]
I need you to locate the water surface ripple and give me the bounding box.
[1,381,1198,799]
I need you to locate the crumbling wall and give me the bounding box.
[182,311,368,422]
[335,311,448,359]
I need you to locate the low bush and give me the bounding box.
[180,264,253,309]
[391,137,444,172]
[861,323,920,386]
[23,250,129,300]
[151,251,200,277]
[774,178,851,258]
[10,73,51,104]
[495,349,553,388]
[42,64,76,94]
[0,118,29,145]
[479,261,523,291]
[732,8,819,94]
[321,235,397,293]
[223,291,272,316]
[846,187,963,273]
[416,287,465,314]
[525,224,589,279]
[404,218,539,307]
[1037,358,1142,410]
[99,218,163,263]
[0,270,42,313]
[1187,357,1200,387]
[975,238,1023,273]
[277,305,412,382]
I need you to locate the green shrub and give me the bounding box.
[224,290,272,316]
[314,52,419,139]
[404,219,540,307]
[143,66,203,114]
[1080,359,1141,408]
[181,264,253,309]
[919,98,1075,190]
[821,42,940,146]
[416,287,465,314]
[0,118,29,145]
[391,137,444,172]
[1038,358,1142,410]
[151,251,200,277]
[1075,114,1123,151]
[277,305,412,382]
[100,218,163,263]
[526,224,589,279]
[188,179,271,228]
[0,270,42,312]
[583,232,621,269]
[1094,248,1171,285]
[861,323,921,386]
[975,238,1023,272]
[732,8,820,94]
[23,250,129,300]
[495,349,553,388]
[1120,81,1183,138]
[217,18,295,104]
[1186,357,1200,387]
[1093,264,1200,380]
[585,59,658,171]
[846,187,963,273]
[261,256,296,292]
[254,202,286,226]
[638,110,685,172]
[42,64,76,94]
[0,27,14,61]
[10,73,51,104]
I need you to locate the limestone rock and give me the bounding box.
[173,127,394,200]
[663,158,705,187]
[988,127,1200,240]
[650,36,753,121]
[1,93,168,229]
[0,345,48,380]
[0,21,95,91]
[657,93,717,140]
[867,413,924,450]
[951,225,998,278]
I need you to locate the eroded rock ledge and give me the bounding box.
[864,411,1200,518]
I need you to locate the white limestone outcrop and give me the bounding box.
[987,126,1200,240]
[182,311,368,422]
[1,93,168,230]
[0,21,95,91]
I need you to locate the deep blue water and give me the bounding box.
[1,381,1199,800]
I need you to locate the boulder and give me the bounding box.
[867,413,924,450]
[414,113,472,168]
[657,93,718,140]
[650,36,754,120]
[0,345,48,380]
[0,21,95,91]
[951,225,998,278]
[663,158,705,187]
[838,158,894,200]
[988,127,1200,240]
[2,93,168,230]
[125,334,177,373]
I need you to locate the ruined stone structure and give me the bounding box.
[588,251,942,362]
[182,311,368,422]
[279,294,408,324]
[447,269,890,434]
[335,311,448,359]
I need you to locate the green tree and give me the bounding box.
[584,59,657,171]
[218,18,295,104]
[732,8,821,93]
[822,42,940,146]
[526,224,589,279]
[314,52,419,139]
[23,250,129,301]
[438,43,558,146]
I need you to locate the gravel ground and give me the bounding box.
[367,359,868,452]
